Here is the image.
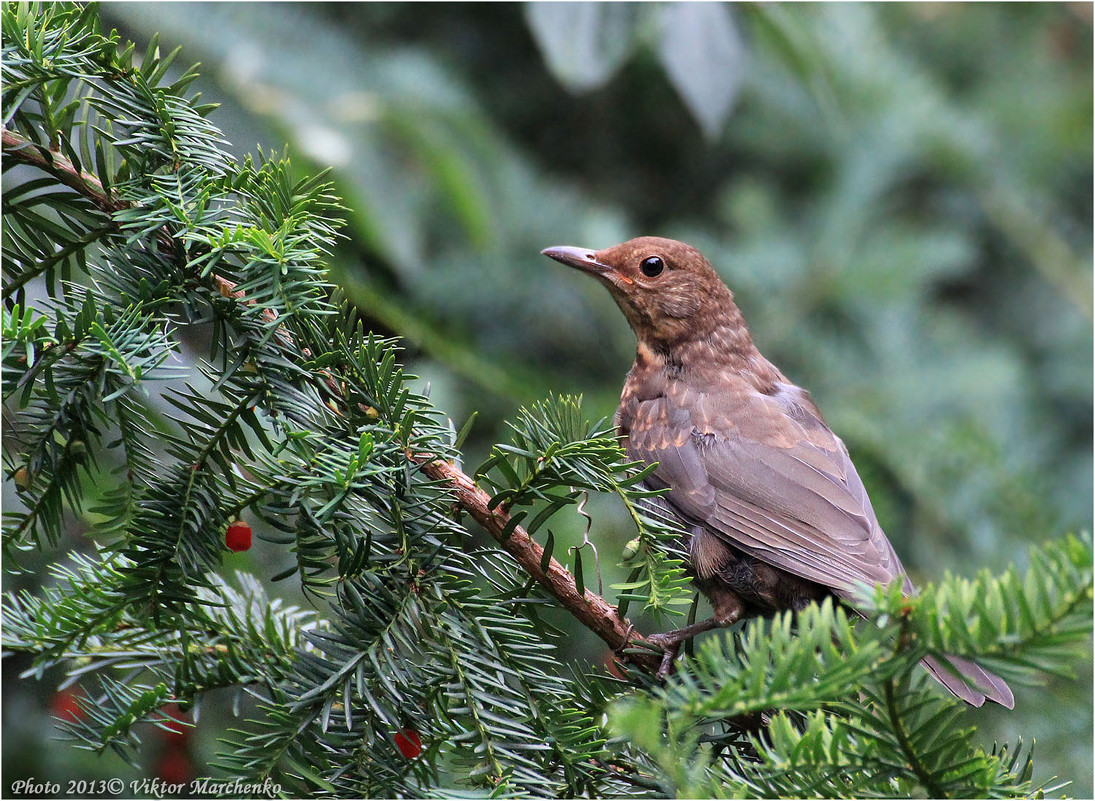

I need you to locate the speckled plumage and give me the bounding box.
[543,236,1013,708]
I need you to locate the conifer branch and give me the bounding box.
[883,676,942,797]
[2,224,114,299]
[2,128,124,213]
[5,7,1093,794]
[2,128,239,306]
[417,456,658,666]
[2,125,657,669]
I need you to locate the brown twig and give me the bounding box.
[3,127,660,671]
[418,457,658,666]
[2,128,124,214]
[3,128,238,301]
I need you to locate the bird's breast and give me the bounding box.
[617,357,669,432]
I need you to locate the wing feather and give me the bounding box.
[626,382,910,599]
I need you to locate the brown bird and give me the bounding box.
[542,236,1014,708]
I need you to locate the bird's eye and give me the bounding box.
[640,256,664,277]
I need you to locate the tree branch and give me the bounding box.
[418,457,659,667]
[2,127,662,672]
[3,128,284,328]
[2,128,124,214]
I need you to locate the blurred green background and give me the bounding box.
[4,3,1091,796]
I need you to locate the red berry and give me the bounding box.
[225,520,252,552]
[393,728,423,759]
[50,686,85,722]
[156,747,193,785]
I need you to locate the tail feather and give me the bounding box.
[921,653,1015,709]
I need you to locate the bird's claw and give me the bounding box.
[615,622,636,652]
[612,622,642,665]
[646,632,684,680]
[614,625,681,679]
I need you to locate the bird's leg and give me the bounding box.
[648,588,745,679]
[647,618,721,678]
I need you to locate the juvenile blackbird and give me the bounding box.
[542,236,1013,708]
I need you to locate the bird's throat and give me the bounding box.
[630,321,781,395]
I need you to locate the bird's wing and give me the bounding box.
[625,379,913,599]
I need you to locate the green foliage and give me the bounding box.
[2,3,1091,798]
[1,6,631,796]
[611,535,1092,798]
[859,533,1095,686]
[476,395,692,616]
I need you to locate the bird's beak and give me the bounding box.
[541,246,620,282]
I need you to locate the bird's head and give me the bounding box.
[542,236,735,348]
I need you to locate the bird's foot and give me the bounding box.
[645,618,721,680]
[646,632,683,680]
